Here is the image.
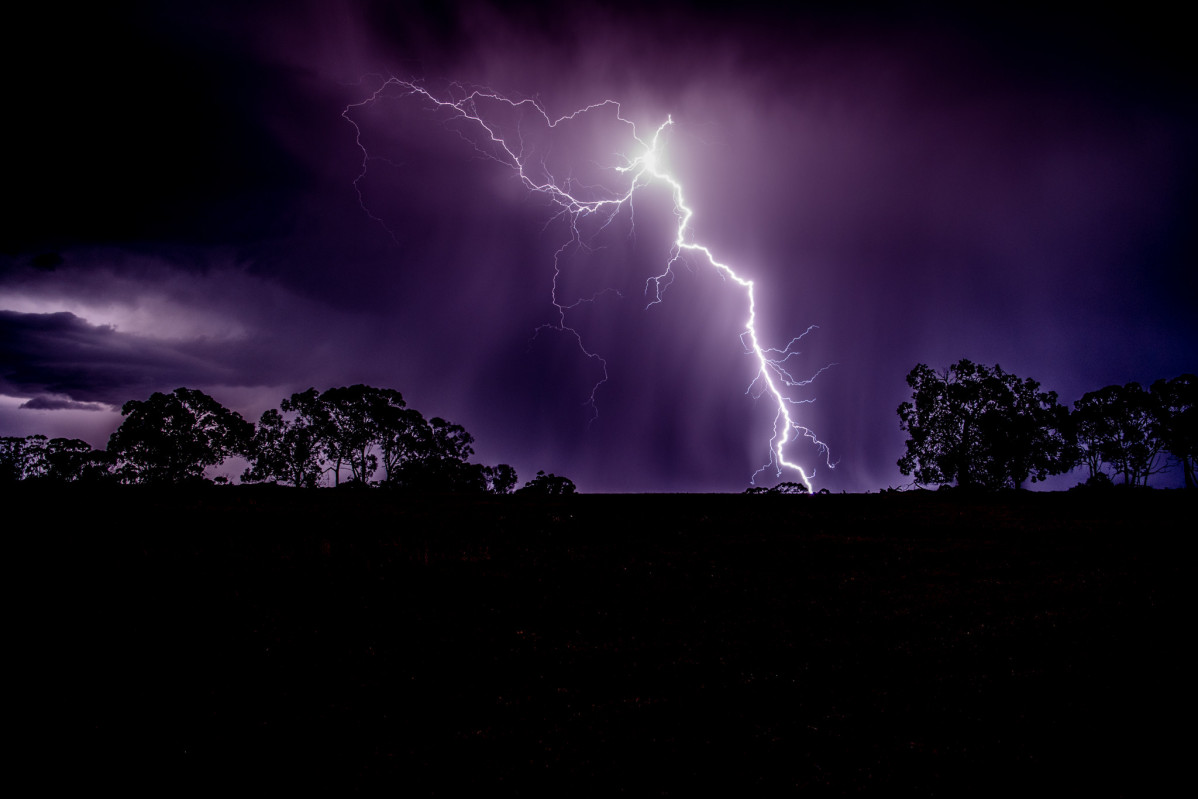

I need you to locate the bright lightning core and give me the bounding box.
[344,79,835,491]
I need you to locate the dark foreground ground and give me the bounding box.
[15,487,1190,793]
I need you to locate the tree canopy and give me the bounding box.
[5,369,1192,491]
[517,470,577,496]
[5,382,557,493]
[1151,374,1196,489]
[897,360,1071,490]
[2,435,114,483]
[1072,376,1195,487]
[238,385,526,494]
[242,407,325,488]
[108,387,254,484]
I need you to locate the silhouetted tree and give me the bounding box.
[743,482,809,494]
[483,463,519,494]
[1,435,49,481]
[1152,374,1197,489]
[43,437,84,480]
[384,415,487,493]
[0,437,22,482]
[108,388,253,484]
[18,434,49,479]
[242,408,324,487]
[424,417,475,462]
[370,399,420,483]
[318,385,387,485]
[243,383,516,493]
[392,458,489,493]
[1069,390,1113,481]
[0,435,105,481]
[242,385,408,487]
[898,360,1070,490]
[517,470,576,496]
[44,437,112,482]
[1072,382,1168,486]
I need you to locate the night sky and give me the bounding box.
[3,1,1194,492]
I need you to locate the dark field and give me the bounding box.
[17,487,1189,793]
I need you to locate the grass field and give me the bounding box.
[16,486,1188,793]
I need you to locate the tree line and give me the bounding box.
[1,385,576,495]
[6,367,1191,493]
[898,361,1196,490]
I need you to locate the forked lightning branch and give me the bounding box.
[343,78,834,490]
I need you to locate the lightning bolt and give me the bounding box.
[343,78,834,491]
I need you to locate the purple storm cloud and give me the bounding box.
[2,1,1194,491]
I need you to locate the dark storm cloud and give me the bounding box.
[0,246,396,406]
[2,1,1193,490]
[19,396,107,411]
[1,310,256,404]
